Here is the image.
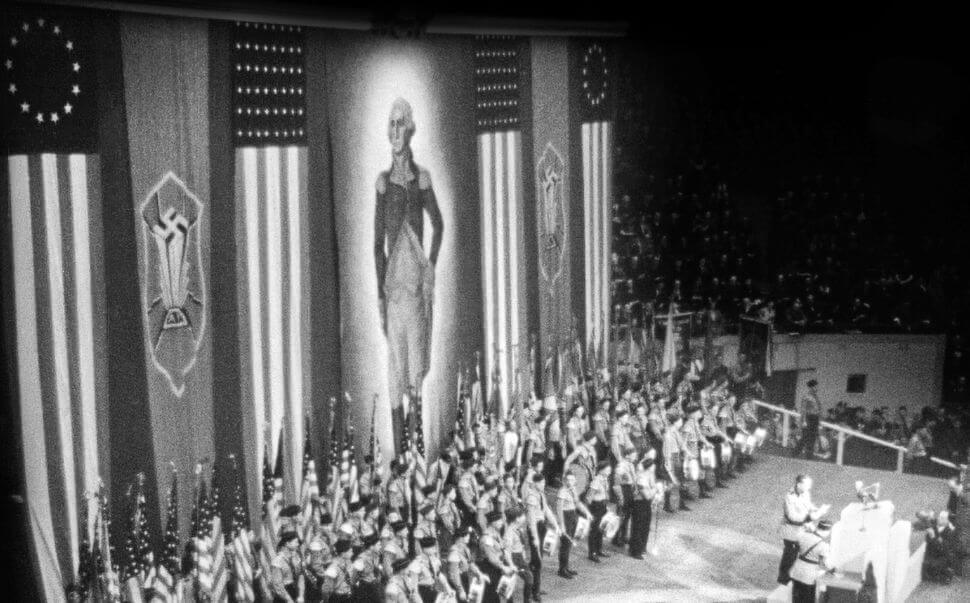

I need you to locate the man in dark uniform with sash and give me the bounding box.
[375,97,444,454]
[790,520,833,603]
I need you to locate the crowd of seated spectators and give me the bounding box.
[611,65,970,410]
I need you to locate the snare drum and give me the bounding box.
[542,528,559,557]
[497,574,517,600]
[700,447,715,469]
[574,516,591,540]
[754,426,767,447]
[683,458,701,481]
[600,511,620,539]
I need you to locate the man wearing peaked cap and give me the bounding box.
[304,530,333,602]
[321,538,356,602]
[351,531,383,603]
[447,523,482,601]
[385,556,421,603]
[416,534,455,602]
[270,530,304,603]
[479,509,515,603]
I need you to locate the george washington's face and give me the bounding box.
[388,104,413,155]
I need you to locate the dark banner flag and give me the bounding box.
[739,316,773,385]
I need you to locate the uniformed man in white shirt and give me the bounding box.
[270,531,305,603]
[446,525,482,602]
[352,532,383,603]
[384,558,422,603]
[525,473,559,601]
[778,474,828,585]
[321,539,356,602]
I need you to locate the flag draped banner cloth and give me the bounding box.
[3,10,113,599]
[231,20,311,521]
[475,35,526,420]
[3,7,619,599]
[579,42,614,371]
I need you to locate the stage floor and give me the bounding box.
[536,451,962,602]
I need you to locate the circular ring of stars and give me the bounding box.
[5,17,80,126]
[582,43,609,109]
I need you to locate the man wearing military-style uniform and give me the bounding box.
[681,405,710,500]
[592,399,612,461]
[797,379,822,459]
[304,529,333,603]
[505,506,537,602]
[381,520,410,581]
[585,460,612,561]
[352,532,382,603]
[778,474,827,585]
[663,412,690,512]
[555,472,591,579]
[477,477,500,532]
[446,525,481,602]
[562,431,598,495]
[321,539,356,602]
[497,472,521,515]
[610,409,634,463]
[436,483,461,553]
[385,558,423,603]
[415,535,454,602]
[629,450,661,559]
[413,503,437,542]
[612,446,638,547]
[790,520,833,603]
[478,510,516,603]
[457,452,481,528]
[270,531,305,603]
[525,473,559,600]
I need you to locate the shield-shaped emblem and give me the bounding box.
[536,142,566,291]
[140,171,206,397]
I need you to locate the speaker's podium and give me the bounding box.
[769,499,917,603]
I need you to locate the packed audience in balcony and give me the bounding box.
[611,67,970,410]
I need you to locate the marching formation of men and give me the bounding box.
[243,345,766,603]
[67,336,767,603]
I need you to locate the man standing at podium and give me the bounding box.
[790,519,833,603]
[778,474,827,585]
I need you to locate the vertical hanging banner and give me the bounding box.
[230,20,310,521]
[120,13,215,536]
[475,36,527,419]
[531,38,573,395]
[579,41,614,370]
[325,31,482,461]
[3,9,120,597]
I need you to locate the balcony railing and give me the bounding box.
[752,400,963,475]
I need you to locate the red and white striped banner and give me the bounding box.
[236,146,309,514]
[582,121,613,367]
[478,131,526,419]
[8,153,106,598]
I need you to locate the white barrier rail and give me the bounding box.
[752,399,960,475]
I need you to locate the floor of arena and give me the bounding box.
[533,452,964,602]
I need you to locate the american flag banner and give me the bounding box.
[475,35,527,420]
[3,12,110,598]
[579,42,614,370]
[298,424,319,543]
[232,21,310,517]
[228,453,256,603]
